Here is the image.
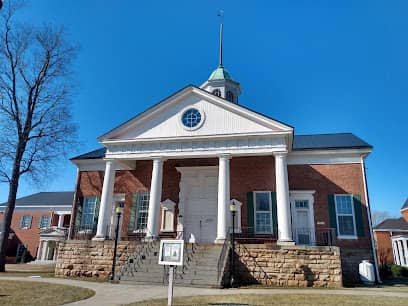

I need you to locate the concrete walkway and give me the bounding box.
[1,276,408,306]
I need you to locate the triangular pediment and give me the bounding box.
[99,86,293,142]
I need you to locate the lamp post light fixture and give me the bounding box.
[229,201,237,287]
[110,203,124,282]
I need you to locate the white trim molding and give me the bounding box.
[288,148,372,165]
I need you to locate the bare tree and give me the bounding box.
[0,1,77,271]
[371,210,392,227]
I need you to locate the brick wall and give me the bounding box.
[0,211,64,260]
[72,157,373,281]
[234,244,342,287]
[373,230,408,266]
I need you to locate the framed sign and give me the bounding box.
[158,240,184,266]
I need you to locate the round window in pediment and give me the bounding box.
[181,108,203,129]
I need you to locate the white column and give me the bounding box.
[398,240,406,266]
[216,154,231,243]
[274,152,294,245]
[393,240,401,265]
[41,240,49,261]
[36,241,43,260]
[57,214,65,228]
[146,158,164,240]
[93,160,116,240]
[403,239,408,267]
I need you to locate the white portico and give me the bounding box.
[89,73,295,244]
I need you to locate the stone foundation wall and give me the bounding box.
[235,244,342,288]
[340,247,373,284]
[55,240,140,279]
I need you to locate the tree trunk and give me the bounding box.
[0,146,24,272]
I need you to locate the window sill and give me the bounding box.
[337,235,358,240]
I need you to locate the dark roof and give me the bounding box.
[293,133,372,151]
[401,198,408,210]
[70,148,106,160]
[71,133,371,161]
[0,192,74,207]
[374,217,408,231]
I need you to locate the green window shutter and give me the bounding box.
[271,192,278,235]
[74,197,84,227]
[93,197,101,229]
[353,194,365,237]
[246,192,254,234]
[328,195,337,235]
[128,193,138,232]
[19,216,23,229]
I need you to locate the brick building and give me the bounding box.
[373,199,408,267]
[65,61,378,284]
[0,192,73,263]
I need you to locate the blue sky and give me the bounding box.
[0,0,407,214]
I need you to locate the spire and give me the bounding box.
[218,10,224,67]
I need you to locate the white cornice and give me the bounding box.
[288,148,372,165]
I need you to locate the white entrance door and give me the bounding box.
[178,167,218,243]
[290,195,316,245]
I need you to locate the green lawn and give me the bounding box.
[129,294,408,306]
[0,280,94,306]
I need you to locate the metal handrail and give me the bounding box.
[292,227,337,246]
[217,232,230,284]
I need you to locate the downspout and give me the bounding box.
[68,167,80,240]
[361,155,382,283]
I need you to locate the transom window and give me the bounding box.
[254,192,273,234]
[295,200,309,209]
[136,192,150,231]
[335,195,356,237]
[39,215,50,229]
[212,89,221,97]
[81,197,97,228]
[181,108,202,129]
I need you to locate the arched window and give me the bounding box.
[212,89,221,97]
[226,91,234,102]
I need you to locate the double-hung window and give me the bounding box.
[334,195,357,238]
[136,192,150,231]
[81,197,98,229]
[254,192,273,234]
[20,215,32,229]
[39,215,50,229]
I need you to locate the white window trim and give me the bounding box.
[20,215,32,229]
[39,215,51,229]
[81,196,98,228]
[334,194,358,239]
[134,191,150,232]
[253,191,273,235]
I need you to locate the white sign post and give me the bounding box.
[159,240,184,306]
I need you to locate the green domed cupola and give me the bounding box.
[209,65,234,82]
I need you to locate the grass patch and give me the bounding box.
[0,280,94,306]
[128,294,408,306]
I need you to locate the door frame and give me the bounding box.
[290,190,316,245]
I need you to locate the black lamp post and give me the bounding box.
[110,203,124,282]
[229,201,237,287]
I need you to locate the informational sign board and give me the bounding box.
[158,240,184,266]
